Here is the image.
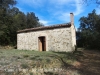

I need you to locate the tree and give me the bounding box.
[81,0,100,6]
[0,0,43,46]
[0,0,17,45]
[0,0,16,8]
[78,9,100,49]
[26,12,40,28]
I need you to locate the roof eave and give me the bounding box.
[17,23,71,33]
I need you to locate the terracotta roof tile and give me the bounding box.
[17,22,71,33]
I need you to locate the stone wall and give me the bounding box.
[70,24,76,50]
[17,27,74,52]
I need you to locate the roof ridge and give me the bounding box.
[17,22,71,33]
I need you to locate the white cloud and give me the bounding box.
[17,0,44,8]
[96,8,100,15]
[19,0,72,6]
[18,0,84,15]
[74,0,83,15]
[39,20,50,26]
[49,0,73,5]
[17,0,84,24]
[51,0,84,22]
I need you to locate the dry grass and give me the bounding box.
[0,49,76,75]
[0,48,100,75]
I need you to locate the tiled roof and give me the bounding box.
[17,22,71,33]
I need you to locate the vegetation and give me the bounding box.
[0,49,77,75]
[0,49,100,75]
[81,0,100,6]
[0,0,100,75]
[77,9,100,49]
[0,0,43,46]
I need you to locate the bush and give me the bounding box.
[21,64,29,69]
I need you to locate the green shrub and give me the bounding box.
[30,72,33,75]
[21,63,29,69]
[23,55,29,58]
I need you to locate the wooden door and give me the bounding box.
[38,36,46,51]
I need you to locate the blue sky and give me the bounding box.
[16,0,100,29]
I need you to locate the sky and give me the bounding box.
[16,0,100,29]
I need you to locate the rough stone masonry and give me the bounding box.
[17,13,76,52]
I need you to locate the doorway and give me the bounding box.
[38,36,46,51]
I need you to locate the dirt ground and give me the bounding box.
[74,49,100,75]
